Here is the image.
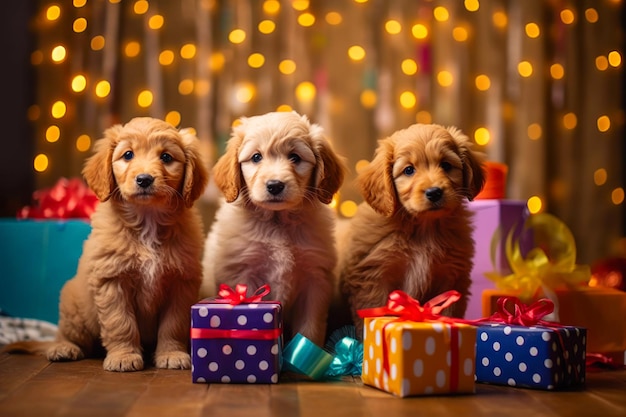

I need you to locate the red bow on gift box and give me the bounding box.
[217,283,271,305]
[486,296,557,327]
[18,177,99,220]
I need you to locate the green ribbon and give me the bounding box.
[282,333,334,380]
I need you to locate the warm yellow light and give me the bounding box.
[279,59,296,75]
[527,196,543,214]
[585,8,599,23]
[525,23,540,38]
[31,50,44,65]
[51,101,66,119]
[411,23,428,40]
[51,45,67,63]
[560,9,575,25]
[295,81,316,102]
[385,20,402,35]
[452,26,469,42]
[416,111,432,124]
[73,18,87,33]
[608,51,622,67]
[165,111,181,127]
[550,63,564,79]
[91,35,105,51]
[298,13,315,27]
[399,91,417,109]
[229,29,246,44]
[137,90,153,108]
[133,0,149,15]
[594,168,608,186]
[612,188,625,205]
[34,154,49,173]
[474,127,490,145]
[326,11,342,25]
[46,125,60,143]
[597,115,611,132]
[258,20,276,34]
[159,50,174,66]
[464,0,479,12]
[248,53,265,68]
[340,200,358,218]
[401,59,418,75]
[355,159,370,174]
[276,104,293,112]
[437,70,453,87]
[360,90,377,108]
[493,11,508,28]
[71,75,87,92]
[475,74,490,91]
[209,52,225,72]
[263,0,280,15]
[517,61,533,77]
[46,5,61,21]
[354,0,368,3]
[563,112,577,130]
[433,7,449,22]
[76,134,91,152]
[73,0,87,7]
[235,83,256,103]
[596,55,609,71]
[292,0,309,11]
[348,45,366,61]
[178,79,194,95]
[195,80,210,97]
[180,44,196,59]
[148,15,164,30]
[124,41,141,58]
[95,80,111,98]
[527,123,542,140]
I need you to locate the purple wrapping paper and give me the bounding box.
[475,323,586,390]
[191,300,283,384]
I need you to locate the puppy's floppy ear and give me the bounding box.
[309,123,346,204]
[358,137,397,217]
[212,123,244,203]
[447,126,486,200]
[179,128,210,208]
[82,124,122,202]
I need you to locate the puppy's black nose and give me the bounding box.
[136,174,154,189]
[266,180,285,196]
[425,187,443,202]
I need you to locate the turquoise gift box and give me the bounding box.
[0,219,91,323]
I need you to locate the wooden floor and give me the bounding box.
[1,352,625,417]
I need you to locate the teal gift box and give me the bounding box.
[0,219,91,323]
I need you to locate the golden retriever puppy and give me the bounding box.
[339,123,485,335]
[5,117,209,371]
[201,111,346,346]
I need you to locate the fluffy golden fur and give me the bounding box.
[338,123,486,335]
[201,111,346,346]
[5,117,209,371]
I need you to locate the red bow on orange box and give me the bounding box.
[216,283,271,305]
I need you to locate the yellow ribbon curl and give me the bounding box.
[484,212,591,302]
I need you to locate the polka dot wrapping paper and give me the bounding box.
[475,323,586,390]
[362,317,477,398]
[191,300,282,384]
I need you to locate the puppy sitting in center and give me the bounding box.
[5,117,209,371]
[201,111,346,347]
[338,123,486,335]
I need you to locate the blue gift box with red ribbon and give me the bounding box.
[190,284,283,384]
[474,297,586,390]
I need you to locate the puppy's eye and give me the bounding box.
[123,151,134,161]
[403,166,415,176]
[160,152,173,163]
[288,153,301,164]
[251,153,263,163]
[440,161,453,172]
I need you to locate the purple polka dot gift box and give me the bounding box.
[474,297,587,390]
[191,284,283,384]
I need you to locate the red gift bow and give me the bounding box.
[486,296,557,327]
[17,177,99,220]
[217,283,271,305]
[358,290,464,393]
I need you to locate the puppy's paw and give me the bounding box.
[103,352,144,372]
[46,342,84,362]
[154,351,191,369]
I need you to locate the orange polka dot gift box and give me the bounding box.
[359,291,477,398]
[191,284,283,384]
[474,297,586,390]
